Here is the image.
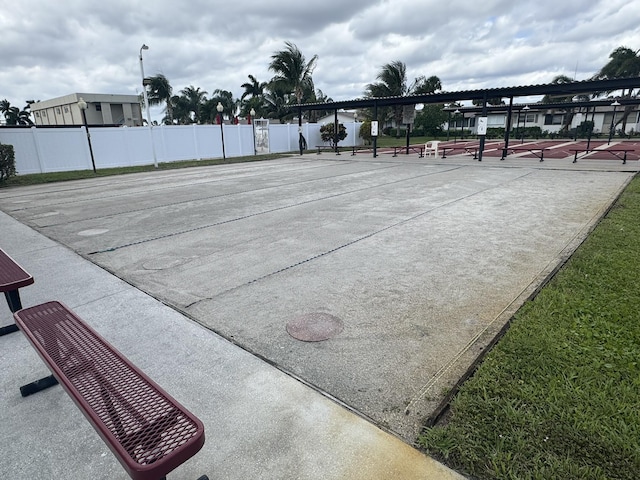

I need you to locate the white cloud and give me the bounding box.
[1,0,639,121]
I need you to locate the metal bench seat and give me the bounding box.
[0,247,34,335]
[15,301,207,480]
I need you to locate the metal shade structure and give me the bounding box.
[289,76,640,161]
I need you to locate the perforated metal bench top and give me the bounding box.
[0,248,34,292]
[14,301,205,480]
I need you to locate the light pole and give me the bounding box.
[608,100,621,145]
[217,102,226,159]
[521,105,530,143]
[250,108,256,156]
[139,44,158,168]
[77,97,96,173]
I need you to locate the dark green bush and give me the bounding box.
[320,123,347,147]
[0,143,16,183]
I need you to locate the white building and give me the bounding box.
[30,93,143,127]
[453,104,640,137]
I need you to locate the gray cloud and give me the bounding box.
[1,0,639,120]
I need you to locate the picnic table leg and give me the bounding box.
[1,290,23,336]
[20,375,59,397]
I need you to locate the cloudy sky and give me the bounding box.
[2,0,639,122]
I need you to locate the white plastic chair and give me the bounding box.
[424,140,440,157]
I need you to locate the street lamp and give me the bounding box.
[139,44,158,168]
[250,108,256,156]
[521,105,530,143]
[77,97,96,173]
[217,102,226,159]
[608,100,621,145]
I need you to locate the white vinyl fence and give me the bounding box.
[0,121,363,175]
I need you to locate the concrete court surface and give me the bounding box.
[0,153,637,444]
[0,211,463,480]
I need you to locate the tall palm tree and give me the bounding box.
[592,46,640,133]
[241,75,267,101]
[365,61,441,136]
[240,75,268,117]
[268,41,318,105]
[263,82,292,123]
[146,74,174,124]
[179,86,208,124]
[541,75,590,133]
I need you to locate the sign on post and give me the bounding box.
[477,116,488,136]
[371,121,379,137]
[402,105,416,125]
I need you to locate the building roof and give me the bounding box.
[291,77,640,111]
[30,93,140,111]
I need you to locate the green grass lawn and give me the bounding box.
[418,176,640,479]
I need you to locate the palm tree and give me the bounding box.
[240,75,268,117]
[179,86,208,124]
[592,46,640,133]
[204,89,238,124]
[0,99,33,125]
[365,61,441,136]
[541,75,590,133]
[146,74,174,124]
[268,41,318,105]
[263,82,292,123]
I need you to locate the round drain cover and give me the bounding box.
[286,313,343,342]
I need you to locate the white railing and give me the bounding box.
[0,122,363,175]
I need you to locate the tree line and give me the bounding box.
[2,44,639,132]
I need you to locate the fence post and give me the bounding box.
[30,127,46,173]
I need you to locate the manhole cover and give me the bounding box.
[286,313,344,342]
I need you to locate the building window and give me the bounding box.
[95,104,102,111]
[544,114,565,125]
[35,112,40,117]
[55,107,61,114]
[64,106,69,113]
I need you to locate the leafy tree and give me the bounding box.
[320,123,347,147]
[591,46,640,133]
[414,104,448,136]
[203,89,238,124]
[269,41,318,105]
[359,119,372,144]
[146,74,174,124]
[0,143,16,182]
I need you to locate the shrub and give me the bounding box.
[0,143,16,183]
[359,119,372,144]
[320,123,347,147]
